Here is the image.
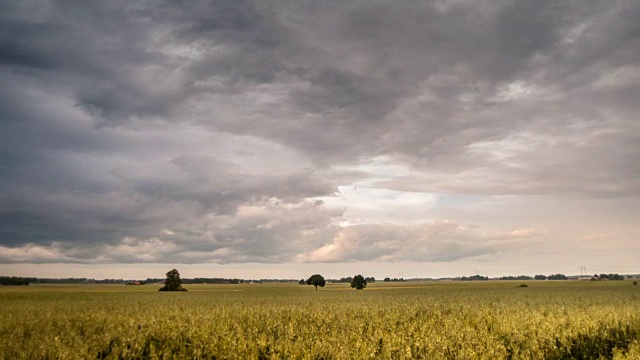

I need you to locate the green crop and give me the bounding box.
[0,281,638,359]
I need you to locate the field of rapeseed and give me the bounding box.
[0,280,638,359]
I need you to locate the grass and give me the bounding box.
[0,280,638,359]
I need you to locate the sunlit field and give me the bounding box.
[1,281,639,359]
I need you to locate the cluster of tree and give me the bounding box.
[459,275,489,281]
[335,276,375,283]
[499,275,533,280]
[158,269,187,292]
[0,276,33,285]
[593,274,625,280]
[302,274,370,290]
[383,277,406,282]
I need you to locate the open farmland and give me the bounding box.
[0,281,639,359]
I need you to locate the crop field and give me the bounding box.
[0,280,639,359]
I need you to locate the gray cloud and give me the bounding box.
[0,199,343,264]
[0,1,638,267]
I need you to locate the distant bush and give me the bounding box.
[517,284,529,288]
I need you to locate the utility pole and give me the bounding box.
[580,266,587,278]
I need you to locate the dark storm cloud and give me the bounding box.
[0,0,638,264]
[0,2,185,125]
[172,0,639,184]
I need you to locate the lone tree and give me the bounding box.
[350,274,367,290]
[306,274,326,290]
[159,269,187,291]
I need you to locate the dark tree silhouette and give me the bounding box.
[0,276,30,285]
[350,274,367,290]
[306,274,326,290]
[547,274,568,280]
[159,269,187,291]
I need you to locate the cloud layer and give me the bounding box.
[0,1,638,274]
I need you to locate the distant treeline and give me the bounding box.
[500,275,533,280]
[0,277,248,285]
[331,277,376,283]
[0,277,138,285]
[456,273,629,281]
[456,274,572,281]
[0,276,34,285]
[459,275,490,281]
[1,273,633,285]
[594,274,626,280]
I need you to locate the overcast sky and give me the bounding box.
[1,1,638,280]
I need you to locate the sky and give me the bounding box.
[1,1,639,280]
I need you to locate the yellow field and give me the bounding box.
[0,281,639,359]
